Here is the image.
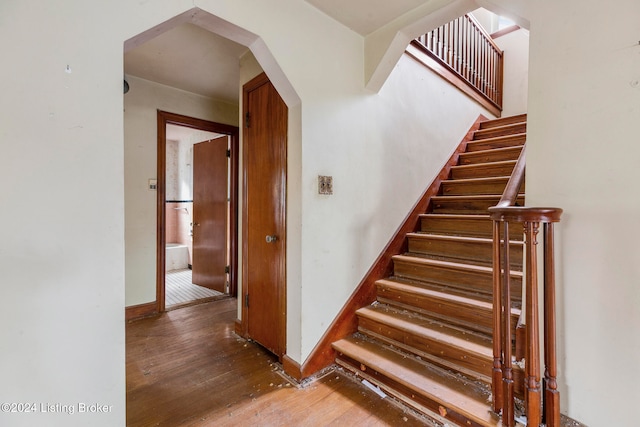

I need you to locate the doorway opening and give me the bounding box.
[157,111,239,313]
[123,10,301,355]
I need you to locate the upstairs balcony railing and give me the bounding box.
[411,14,503,114]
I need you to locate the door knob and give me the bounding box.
[265,235,278,243]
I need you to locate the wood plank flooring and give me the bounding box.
[126,299,432,426]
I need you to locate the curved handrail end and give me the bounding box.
[488,206,563,223]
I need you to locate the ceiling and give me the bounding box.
[123,1,454,102]
[124,23,249,104]
[305,0,430,35]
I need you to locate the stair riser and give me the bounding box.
[458,146,523,165]
[451,162,515,179]
[407,237,523,268]
[473,123,526,140]
[392,259,522,298]
[357,317,492,378]
[479,114,527,130]
[465,134,526,152]
[335,355,488,427]
[441,179,509,196]
[431,196,525,215]
[420,216,524,240]
[377,283,521,333]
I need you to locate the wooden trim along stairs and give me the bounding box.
[285,116,488,381]
[331,114,528,426]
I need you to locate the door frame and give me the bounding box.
[239,73,288,357]
[156,110,239,313]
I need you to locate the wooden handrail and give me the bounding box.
[495,148,526,208]
[414,14,503,110]
[489,203,563,426]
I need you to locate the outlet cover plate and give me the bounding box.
[318,175,333,195]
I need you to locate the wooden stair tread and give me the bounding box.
[407,232,493,244]
[441,176,524,197]
[466,133,527,153]
[393,254,495,273]
[475,122,525,133]
[420,213,490,220]
[392,255,523,288]
[420,213,523,240]
[357,305,492,356]
[451,159,516,171]
[430,194,525,214]
[376,278,521,317]
[473,123,526,140]
[357,304,494,379]
[479,114,526,129]
[406,232,524,267]
[332,337,501,427]
[392,254,523,277]
[379,277,491,301]
[459,145,524,159]
[406,232,524,246]
[449,160,517,180]
[376,278,521,336]
[431,194,518,201]
[443,176,512,184]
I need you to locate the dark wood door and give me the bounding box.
[192,136,228,293]
[243,73,287,357]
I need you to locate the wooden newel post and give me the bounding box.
[489,207,562,427]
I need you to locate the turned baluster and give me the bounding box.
[501,220,515,426]
[524,221,542,426]
[544,222,560,426]
[491,219,503,414]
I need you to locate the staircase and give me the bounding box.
[332,114,527,426]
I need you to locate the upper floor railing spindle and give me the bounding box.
[412,14,504,112]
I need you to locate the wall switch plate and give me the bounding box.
[148,179,157,191]
[318,175,333,195]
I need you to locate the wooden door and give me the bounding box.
[192,136,228,293]
[243,73,287,357]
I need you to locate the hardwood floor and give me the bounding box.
[126,299,432,426]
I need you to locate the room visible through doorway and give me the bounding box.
[164,124,228,310]
[156,111,239,313]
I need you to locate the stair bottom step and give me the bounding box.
[333,336,501,427]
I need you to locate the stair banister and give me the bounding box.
[412,13,504,115]
[490,147,526,416]
[489,146,563,426]
[495,148,526,208]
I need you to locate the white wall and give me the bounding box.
[0,0,149,424]
[298,52,494,357]
[166,138,196,202]
[494,28,529,116]
[124,76,237,306]
[471,7,499,34]
[527,1,640,425]
[0,1,494,425]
